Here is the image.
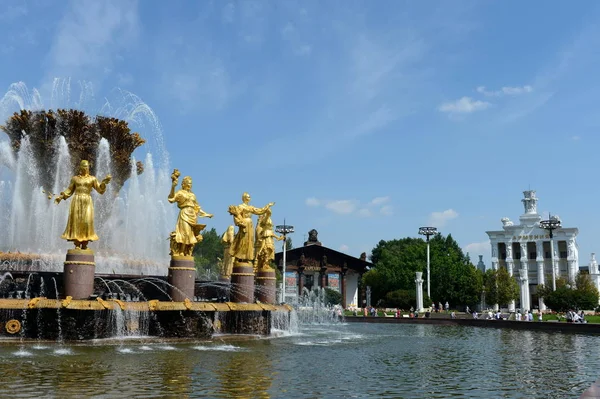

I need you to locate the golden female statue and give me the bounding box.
[220,225,235,279]
[228,193,274,262]
[55,160,111,250]
[168,169,213,257]
[255,208,284,272]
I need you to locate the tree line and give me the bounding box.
[363,233,598,311]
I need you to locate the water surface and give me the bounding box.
[0,323,597,398]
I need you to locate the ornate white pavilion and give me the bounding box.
[486,190,579,312]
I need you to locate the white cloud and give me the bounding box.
[325,200,358,215]
[339,244,349,253]
[370,196,390,206]
[306,195,393,217]
[380,205,393,216]
[572,135,581,141]
[305,197,320,207]
[464,241,490,257]
[476,85,533,97]
[357,208,372,217]
[438,97,491,114]
[428,209,459,228]
[47,0,139,77]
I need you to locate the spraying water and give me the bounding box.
[0,80,175,276]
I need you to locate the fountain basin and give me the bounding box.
[0,299,292,340]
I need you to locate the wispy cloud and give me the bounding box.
[306,195,393,217]
[46,0,139,80]
[325,200,358,215]
[464,241,490,258]
[438,97,490,114]
[339,244,350,253]
[370,196,390,206]
[428,209,458,227]
[305,197,320,207]
[476,85,533,97]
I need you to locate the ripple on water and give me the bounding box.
[13,349,32,357]
[193,344,244,352]
[53,348,72,355]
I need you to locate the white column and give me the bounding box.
[590,253,600,305]
[491,242,498,271]
[520,243,529,311]
[506,242,515,312]
[519,269,530,311]
[567,238,577,283]
[415,271,424,312]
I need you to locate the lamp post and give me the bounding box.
[276,221,294,303]
[418,227,438,298]
[539,214,561,291]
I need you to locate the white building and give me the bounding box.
[486,190,579,312]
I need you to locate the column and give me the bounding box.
[506,242,515,312]
[590,253,600,305]
[490,241,499,271]
[567,238,577,284]
[519,269,530,311]
[415,271,424,312]
[297,265,305,296]
[341,263,348,309]
[520,243,529,311]
[536,241,546,312]
[319,265,327,288]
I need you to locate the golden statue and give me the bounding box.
[55,160,111,250]
[220,225,235,279]
[228,193,274,263]
[168,169,213,258]
[254,207,284,272]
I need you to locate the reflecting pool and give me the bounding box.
[0,322,597,398]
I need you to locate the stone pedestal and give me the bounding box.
[231,261,254,303]
[168,256,196,302]
[255,269,276,304]
[63,249,95,299]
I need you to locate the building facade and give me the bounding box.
[274,229,372,308]
[486,190,579,312]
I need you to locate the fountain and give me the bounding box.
[0,80,291,340]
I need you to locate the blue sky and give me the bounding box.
[1,1,600,266]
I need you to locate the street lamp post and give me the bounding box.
[418,227,438,298]
[539,214,561,291]
[275,221,294,304]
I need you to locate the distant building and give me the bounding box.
[275,229,372,308]
[476,255,486,273]
[486,190,579,312]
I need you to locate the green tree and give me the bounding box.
[482,267,519,306]
[364,234,481,308]
[496,266,519,306]
[364,237,426,303]
[193,228,224,277]
[285,237,293,250]
[537,274,599,312]
[324,288,342,305]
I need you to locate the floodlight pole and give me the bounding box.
[419,227,438,298]
[276,220,294,304]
